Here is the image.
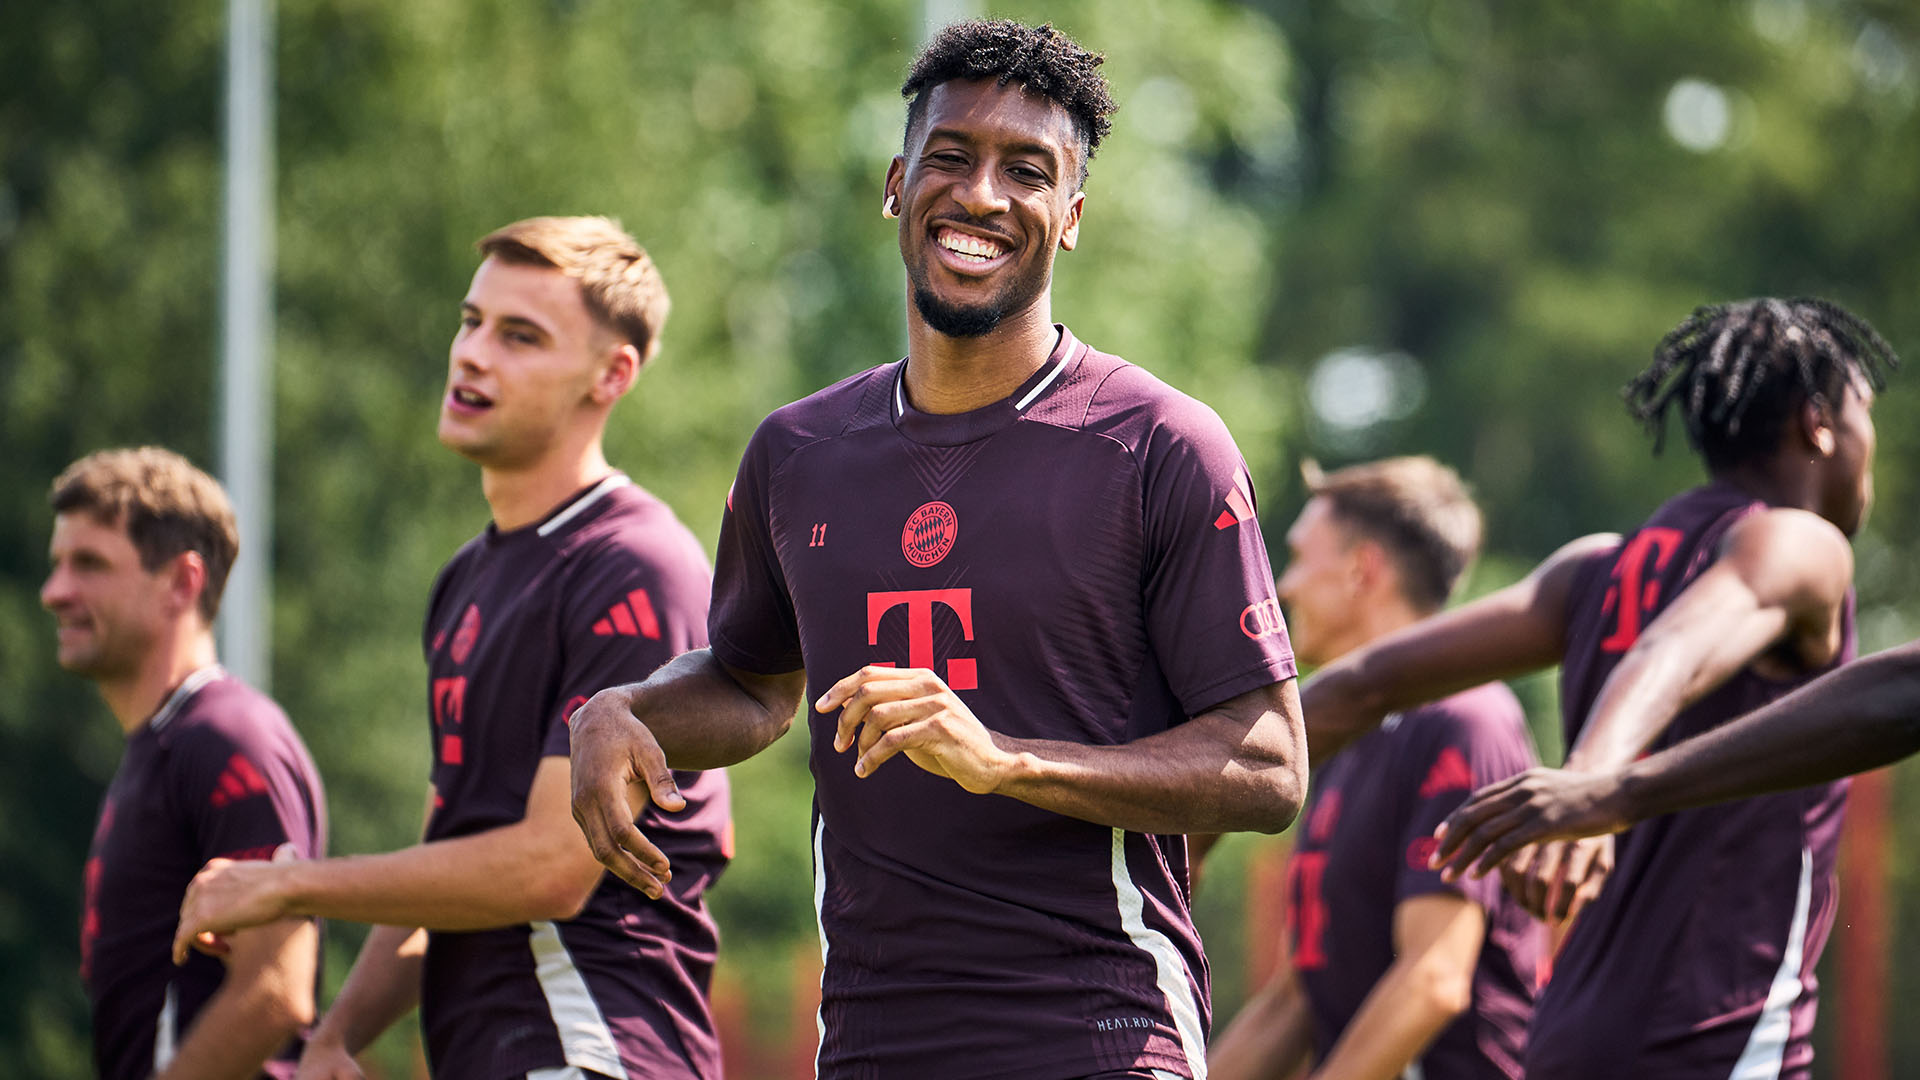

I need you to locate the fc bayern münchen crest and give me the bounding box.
[901,501,958,567]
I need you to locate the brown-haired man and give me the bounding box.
[1209,458,1542,1080]
[44,447,327,1080]
[174,217,728,1079]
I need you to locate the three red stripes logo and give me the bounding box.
[1419,747,1474,798]
[1214,467,1256,530]
[209,753,271,808]
[592,588,661,640]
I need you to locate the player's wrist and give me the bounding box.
[1611,761,1665,826]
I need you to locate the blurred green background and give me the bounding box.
[5,0,1919,1075]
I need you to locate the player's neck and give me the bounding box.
[481,443,616,533]
[1319,597,1425,666]
[903,300,1059,415]
[1711,461,1820,514]
[101,626,218,736]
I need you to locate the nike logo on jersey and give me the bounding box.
[592,588,661,639]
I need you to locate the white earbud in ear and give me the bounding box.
[883,194,899,218]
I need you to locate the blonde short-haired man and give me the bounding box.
[175,218,728,1080]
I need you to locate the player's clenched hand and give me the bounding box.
[1428,767,1633,884]
[818,666,1015,794]
[172,845,296,965]
[567,686,680,899]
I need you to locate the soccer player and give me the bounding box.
[1208,457,1541,1080]
[43,447,326,1080]
[173,217,729,1080]
[1296,298,1895,1078]
[1430,638,1920,875]
[568,20,1306,1080]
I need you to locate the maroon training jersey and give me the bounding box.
[419,475,730,1080]
[709,327,1297,1079]
[83,667,327,1080]
[1289,683,1542,1079]
[1533,483,1856,1080]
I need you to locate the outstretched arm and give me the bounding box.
[569,648,805,893]
[821,670,1306,835]
[1498,508,1856,918]
[1303,534,1615,760]
[1433,641,1920,877]
[176,754,608,961]
[1560,508,1854,774]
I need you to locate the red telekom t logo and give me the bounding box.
[866,588,978,690]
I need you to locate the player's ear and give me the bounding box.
[165,550,208,621]
[593,341,641,405]
[1801,397,1838,457]
[1351,538,1390,596]
[1059,189,1085,252]
[883,157,905,220]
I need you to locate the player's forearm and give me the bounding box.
[1561,642,1693,772]
[609,648,799,769]
[994,692,1305,834]
[156,923,318,1079]
[279,823,595,928]
[1618,642,1920,820]
[1208,970,1315,1080]
[1304,614,1559,762]
[309,925,425,1057]
[1307,952,1470,1080]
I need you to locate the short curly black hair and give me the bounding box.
[902,19,1117,188]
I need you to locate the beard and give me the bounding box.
[910,280,1009,337]
[905,236,1048,338]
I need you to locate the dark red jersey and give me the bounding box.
[1289,683,1542,1079]
[419,476,729,1080]
[83,668,327,1080]
[1534,483,1856,1080]
[709,328,1296,1079]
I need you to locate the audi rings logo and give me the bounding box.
[1240,597,1285,640]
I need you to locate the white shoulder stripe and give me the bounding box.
[538,474,631,538]
[1727,846,1814,1080]
[1110,828,1207,1078]
[1014,355,1070,411]
[529,920,631,1079]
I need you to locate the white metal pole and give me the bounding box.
[218,0,274,689]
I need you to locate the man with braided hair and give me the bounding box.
[569,19,1307,1080]
[1299,297,1894,1079]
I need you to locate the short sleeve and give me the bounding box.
[543,537,714,758]
[708,421,804,674]
[1138,400,1297,716]
[1392,694,1539,909]
[172,720,322,865]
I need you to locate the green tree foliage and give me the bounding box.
[3,0,1918,1076]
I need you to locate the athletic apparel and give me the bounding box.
[710,327,1296,1079]
[420,476,730,1080]
[1288,683,1541,1080]
[83,667,327,1080]
[1531,483,1856,1080]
